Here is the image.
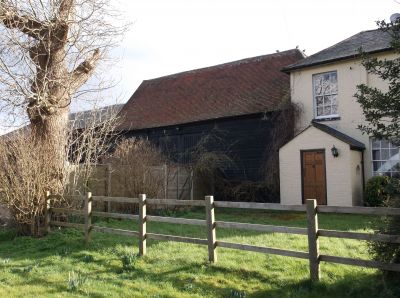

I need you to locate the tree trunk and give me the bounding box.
[30,106,69,194]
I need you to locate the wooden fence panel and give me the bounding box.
[47,192,400,281]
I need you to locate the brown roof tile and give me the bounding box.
[118,49,304,130]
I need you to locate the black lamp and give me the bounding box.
[331,145,339,158]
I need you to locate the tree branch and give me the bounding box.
[0,1,46,39]
[70,49,101,91]
[58,0,75,20]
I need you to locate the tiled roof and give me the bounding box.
[282,29,392,72]
[118,49,304,130]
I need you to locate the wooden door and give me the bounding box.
[302,150,327,205]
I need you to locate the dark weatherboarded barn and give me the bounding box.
[118,49,304,183]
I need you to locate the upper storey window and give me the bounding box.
[313,71,338,119]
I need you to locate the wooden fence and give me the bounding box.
[45,192,400,282]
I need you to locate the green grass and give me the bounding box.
[0,208,399,297]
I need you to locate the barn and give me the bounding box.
[117,49,304,200]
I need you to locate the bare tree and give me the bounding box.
[0,106,120,235]
[0,0,126,191]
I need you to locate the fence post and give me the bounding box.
[106,164,112,212]
[84,192,92,245]
[205,195,217,263]
[44,191,51,234]
[306,199,320,281]
[139,194,147,256]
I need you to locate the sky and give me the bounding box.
[107,0,399,104]
[0,0,399,133]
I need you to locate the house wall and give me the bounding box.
[280,126,358,206]
[289,52,396,182]
[350,150,363,206]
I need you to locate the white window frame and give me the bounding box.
[312,71,339,119]
[371,138,400,177]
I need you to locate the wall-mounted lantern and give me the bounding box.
[331,145,339,158]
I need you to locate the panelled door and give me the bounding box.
[301,150,327,205]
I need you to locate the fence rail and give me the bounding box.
[45,192,400,282]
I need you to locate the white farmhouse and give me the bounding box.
[279,29,397,206]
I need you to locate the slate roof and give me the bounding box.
[311,121,365,150]
[282,29,392,72]
[118,49,304,131]
[70,104,123,130]
[0,104,123,139]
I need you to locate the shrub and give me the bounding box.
[215,180,279,203]
[368,196,400,282]
[368,178,400,282]
[364,175,391,207]
[120,252,139,271]
[104,138,166,213]
[0,133,62,235]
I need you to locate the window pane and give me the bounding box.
[372,139,380,149]
[372,150,380,160]
[317,107,323,116]
[381,139,390,148]
[331,105,338,114]
[390,148,399,158]
[373,161,382,171]
[324,95,332,105]
[381,160,392,171]
[330,73,338,93]
[381,149,390,160]
[323,106,331,115]
[314,76,323,95]
[316,96,323,106]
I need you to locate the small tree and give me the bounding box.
[0,108,119,235]
[355,19,400,141]
[355,18,400,281]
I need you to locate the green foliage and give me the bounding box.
[364,176,391,207]
[355,19,400,141]
[67,271,87,292]
[368,197,400,282]
[81,254,94,263]
[366,176,400,282]
[120,251,139,271]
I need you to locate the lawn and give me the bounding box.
[0,208,399,297]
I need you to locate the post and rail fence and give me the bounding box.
[44,192,400,282]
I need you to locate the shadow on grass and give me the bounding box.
[250,272,400,298]
[1,226,399,298]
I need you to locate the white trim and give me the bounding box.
[315,114,340,120]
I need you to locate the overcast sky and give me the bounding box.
[106,0,399,105]
[0,0,399,133]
